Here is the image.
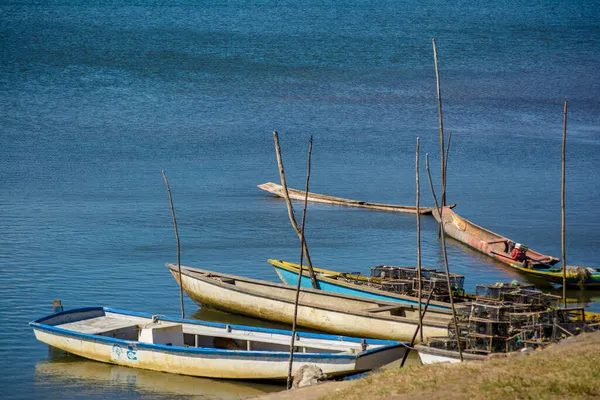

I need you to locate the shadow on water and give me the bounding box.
[36,351,282,400]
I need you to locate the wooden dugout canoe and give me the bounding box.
[258,182,456,215]
[433,207,560,268]
[431,208,600,286]
[30,307,406,380]
[166,264,452,343]
[269,259,472,310]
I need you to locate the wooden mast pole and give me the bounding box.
[162,170,185,318]
[562,100,568,307]
[273,131,320,289]
[416,138,423,342]
[432,38,446,209]
[426,153,463,361]
[287,136,313,390]
[399,137,426,369]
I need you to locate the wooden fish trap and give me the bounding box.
[500,290,560,308]
[429,272,465,291]
[369,265,435,280]
[427,336,466,351]
[469,302,530,321]
[466,333,522,353]
[469,318,511,337]
[509,310,555,329]
[475,283,536,300]
[379,279,412,294]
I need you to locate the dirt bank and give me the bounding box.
[252,331,600,400]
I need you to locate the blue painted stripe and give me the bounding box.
[275,266,448,310]
[32,307,105,324]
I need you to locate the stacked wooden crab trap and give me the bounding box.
[418,282,599,362]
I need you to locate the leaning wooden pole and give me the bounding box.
[425,154,463,361]
[416,137,423,343]
[400,284,436,368]
[562,100,568,307]
[443,131,453,191]
[432,38,446,209]
[273,131,320,289]
[287,136,313,390]
[162,170,185,318]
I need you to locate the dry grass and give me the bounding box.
[322,332,600,400]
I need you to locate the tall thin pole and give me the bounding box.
[432,38,446,209]
[400,285,436,368]
[287,136,313,390]
[444,131,453,189]
[273,132,320,290]
[562,100,568,307]
[162,170,184,318]
[415,138,423,342]
[426,154,463,361]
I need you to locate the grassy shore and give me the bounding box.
[321,331,600,400]
[255,331,600,400]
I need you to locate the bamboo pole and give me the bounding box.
[400,284,436,368]
[425,154,463,361]
[562,100,568,307]
[432,38,446,209]
[287,136,313,390]
[416,138,423,343]
[162,170,185,318]
[273,131,320,289]
[443,131,453,189]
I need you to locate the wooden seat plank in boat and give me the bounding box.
[57,316,140,335]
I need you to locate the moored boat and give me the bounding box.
[258,182,456,215]
[30,306,407,380]
[414,344,488,364]
[166,264,453,343]
[433,207,559,268]
[432,208,600,286]
[269,259,471,310]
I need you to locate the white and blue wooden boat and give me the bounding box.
[270,259,465,310]
[30,307,407,380]
[166,264,453,342]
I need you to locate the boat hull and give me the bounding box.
[258,182,456,215]
[414,345,487,365]
[168,264,451,343]
[428,208,600,286]
[31,308,407,380]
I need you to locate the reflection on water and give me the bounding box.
[35,353,282,400]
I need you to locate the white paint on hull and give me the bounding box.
[174,268,449,342]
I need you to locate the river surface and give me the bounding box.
[2,1,599,398]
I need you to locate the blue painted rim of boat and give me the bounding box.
[272,264,449,310]
[30,307,405,359]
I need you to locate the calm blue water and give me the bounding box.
[2,0,599,398]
